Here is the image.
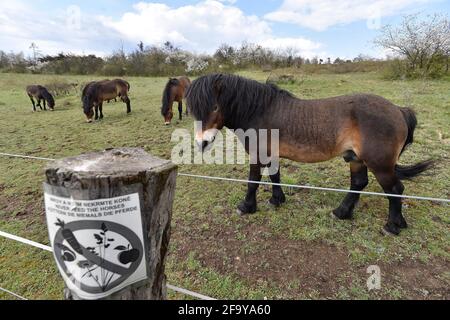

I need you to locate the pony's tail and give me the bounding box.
[399,107,417,155]
[396,107,435,180]
[395,160,435,180]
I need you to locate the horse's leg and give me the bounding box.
[94,104,99,121]
[43,99,47,111]
[178,101,183,121]
[37,99,42,110]
[237,163,262,215]
[332,161,368,219]
[99,102,104,119]
[373,170,407,235]
[268,165,286,207]
[29,95,36,112]
[123,96,131,113]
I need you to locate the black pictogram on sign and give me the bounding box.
[53,220,143,294]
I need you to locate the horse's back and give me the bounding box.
[178,76,191,88]
[279,93,407,162]
[91,79,129,101]
[313,94,408,163]
[26,85,46,97]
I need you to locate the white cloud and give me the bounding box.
[99,1,270,51]
[98,0,323,57]
[259,37,324,58]
[217,0,238,4]
[265,0,434,31]
[0,0,325,59]
[0,1,119,56]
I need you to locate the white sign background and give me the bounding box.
[44,192,148,300]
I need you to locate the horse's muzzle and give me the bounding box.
[197,140,210,152]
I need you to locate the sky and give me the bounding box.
[0,0,448,60]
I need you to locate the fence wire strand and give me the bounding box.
[0,152,448,203]
[0,150,447,301]
[0,230,214,300]
[0,287,27,300]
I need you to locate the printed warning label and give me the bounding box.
[44,192,147,300]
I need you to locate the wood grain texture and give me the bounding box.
[44,148,177,300]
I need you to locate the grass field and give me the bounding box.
[0,71,449,300]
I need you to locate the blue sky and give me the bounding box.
[0,0,448,59]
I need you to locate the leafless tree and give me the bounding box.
[374,13,449,75]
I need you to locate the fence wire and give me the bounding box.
[0,286,27,300]
[0,150,448,301]
[0,230,215,300]
[1,152,447,203]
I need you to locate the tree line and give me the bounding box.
[0,41,354,77]
[0,14,448,79]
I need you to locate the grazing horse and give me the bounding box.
[161,76,191,125]
[81,79,131,122]
[26,85,55,111]
[186,73,434,236]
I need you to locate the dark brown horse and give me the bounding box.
[186,73,434,236]
[82,79,131,122]
[161,76,191,125]
[26,85,55,111]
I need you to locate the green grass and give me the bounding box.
[0,71,449,300]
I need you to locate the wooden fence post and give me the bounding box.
[43,148,177,300]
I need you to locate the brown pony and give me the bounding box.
[186,74,435,236]
[26,85,55,111]
[82,79,131,122]
[161,76,191,125]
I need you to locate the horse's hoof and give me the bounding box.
[331,207,353,220]
[236,208,256,216]
[268,194,286,207]
[395,217,408,229]
[381,223,400,236]
[237,201,257,216]
[330,212,339,220]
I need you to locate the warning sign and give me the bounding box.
[44,192,148,300]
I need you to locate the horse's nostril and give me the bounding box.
[165,122,170,126]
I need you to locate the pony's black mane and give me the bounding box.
[185,73,294,128]
[161,78,179,116]
[82,82,98,113]
[38,85,55,106]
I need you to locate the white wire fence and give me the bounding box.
[0,230,215,300]
[0,150,448,300]
[0,152,448,203]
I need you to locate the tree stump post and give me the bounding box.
[43,148,177,300]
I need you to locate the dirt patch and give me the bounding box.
[0,192,45,220]
[172,218,352,298]
[171,215,449,299]
[377,259,449,299]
